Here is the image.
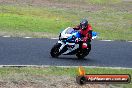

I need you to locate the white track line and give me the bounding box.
[2,35,11,37]
[128,41,132,43]
[54,66,132,69]
[51,38,58,39]
[24,37,32,38]
[100,40,113,41]
[50,38,132,43]
[1,36,132,43]
[0,65,131,69]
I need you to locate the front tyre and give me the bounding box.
[50,43,61,58]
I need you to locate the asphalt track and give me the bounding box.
[0,37,132,68]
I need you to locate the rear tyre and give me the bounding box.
[50,43,61,58]
[76,45,91,59]
[76,50,86,59]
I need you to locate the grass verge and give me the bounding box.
[0,66,131,88]
[0,0,132,40]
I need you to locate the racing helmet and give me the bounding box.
[80,19,88,30]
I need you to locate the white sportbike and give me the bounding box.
[50,27,97,59]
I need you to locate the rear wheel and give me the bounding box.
[76,45,91,59]
[50,43,61,58]
[76,50,86,59]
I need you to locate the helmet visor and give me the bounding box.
[80,23,86,30]
[82,25,85,29]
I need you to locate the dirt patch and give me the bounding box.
[0,75,111,88]
[1,0,132,12]
[0,0,103,12]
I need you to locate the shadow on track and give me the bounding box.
[49,55,96,63]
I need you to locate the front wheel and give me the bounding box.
[50,43,61,58]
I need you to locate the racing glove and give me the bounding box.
[75,38,81,43]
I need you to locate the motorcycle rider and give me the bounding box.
[73,19,92,52]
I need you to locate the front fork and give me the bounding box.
[58,41,68,54]
[58,41,65,52]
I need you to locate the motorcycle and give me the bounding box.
[50,27,97,59]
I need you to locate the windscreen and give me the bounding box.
[65,28,76,34]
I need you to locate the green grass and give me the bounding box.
[88,0,121,4]
[0,67,132,88]
[0,67,132,78]
[0,0,131,40]
[0,13,70,33]
[0,6,72,33]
